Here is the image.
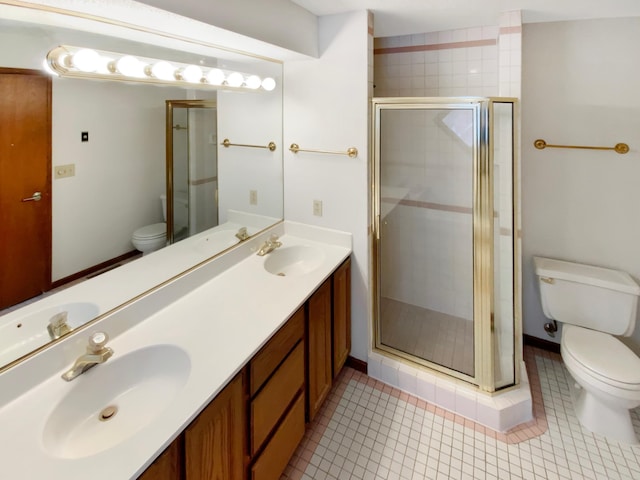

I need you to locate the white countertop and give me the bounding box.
[0,221,351,479]
[0,210,279,369]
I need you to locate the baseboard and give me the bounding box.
[346,355,367,374]
[523,334,561,354]
[50,250,141,290]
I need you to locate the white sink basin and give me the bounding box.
[42,344,190,459]
[263,245,325,277]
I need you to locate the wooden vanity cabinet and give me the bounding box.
[306,278,333,422]
[184,372,246,480]
[137,436,183,480]
[332,257,351,379]
[307,257,352,421]
[139,255,351,480]
[137,372,245,480]
[249,308,305,480]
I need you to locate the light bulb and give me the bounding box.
[71,49,101,72]
[149,61,175,81]
[226,72,244,87]
[245,75,261,89]
[179,65,203,83]
[57,52,72,69]
[114,55,145,77]
[206,68,225,85]
[261,77,276,91]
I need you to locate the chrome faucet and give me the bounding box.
[235,227,250,241]
[61,332,113,381]
[47,311,72,340]
[256,234,282,256]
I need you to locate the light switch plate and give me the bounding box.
[313,199,323,216]
[54,164,75,179]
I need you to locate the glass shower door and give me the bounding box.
[166,100,218,243]
[376,104,477,377]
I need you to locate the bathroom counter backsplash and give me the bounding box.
[0,221,351,480]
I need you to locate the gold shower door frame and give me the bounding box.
[371,97,520,393]
[165,99,217,244]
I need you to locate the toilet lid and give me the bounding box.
[133,223,166,239]
[562,325,640,387]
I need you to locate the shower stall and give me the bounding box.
[372,97,519,392]
[166,100,218,243]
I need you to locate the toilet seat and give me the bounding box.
[562,325,640,391]
[133,223,166,241]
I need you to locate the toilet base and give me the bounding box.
[573,384,639,444]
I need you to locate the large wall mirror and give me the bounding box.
[0,2,283,370]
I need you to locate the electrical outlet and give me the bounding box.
[249,190,258,205]
[313,199,323,216]
[54,164,75,179]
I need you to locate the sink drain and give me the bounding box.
[99,405,118,422]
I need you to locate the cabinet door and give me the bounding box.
[307,279,332,422]
[185,373,246,480]
[332,257,351,378]
[137,436,183,480]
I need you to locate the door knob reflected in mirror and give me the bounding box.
[22,191,42,202]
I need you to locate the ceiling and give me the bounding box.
[291,0,640,37]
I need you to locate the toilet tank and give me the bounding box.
[534,257,640,336]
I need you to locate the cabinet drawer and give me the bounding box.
[251,341,304,455]
[250,307,304,396]
[251,393,305,480]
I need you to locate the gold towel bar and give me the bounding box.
[221,138,277,152]
[534,139,629,154]
[289,143,358,158]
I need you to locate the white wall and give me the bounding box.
[284,11,370,361]
[52,79,186,280]
[136,0,318,57]
[521,18,640,350]
[217,84,283,223]
[0,23,187,280]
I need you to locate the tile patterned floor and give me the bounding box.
[379,297,474,376]
[283,347,640,480]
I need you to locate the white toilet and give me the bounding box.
[131,222,166,255]
[131,194,169,255]
[534,256,640,444]
[132,193,190,254]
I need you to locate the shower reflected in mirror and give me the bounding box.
[166,100,218,244]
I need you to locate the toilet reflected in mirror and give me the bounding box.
[131,192,191,255]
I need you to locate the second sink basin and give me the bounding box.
[42,344,190,459]
[263,245,325,277]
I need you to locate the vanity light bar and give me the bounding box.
[45,45,277,92]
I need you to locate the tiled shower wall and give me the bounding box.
[373,11,522,98]
[374,11,522,342]
[379,108,474,321]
